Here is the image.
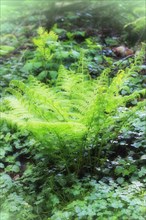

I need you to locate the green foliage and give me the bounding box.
[1,41,145,173]
[0,123,39,219]
[125,17,146,33]
[0,122,38,176]
[33,27,58,60]
[110,109,146,184]
[21,26,106,82]
[0,45,15,56]
[49,179,146,220]
[0,190,35,220]
[1,2,146,220]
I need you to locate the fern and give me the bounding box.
[1,40,145,160]
[124,16,146,33]
[33,27,58,55]
[1,73,145,150]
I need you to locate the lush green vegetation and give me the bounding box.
[0,0,146,219]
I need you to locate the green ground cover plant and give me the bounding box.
[50,180,146,220]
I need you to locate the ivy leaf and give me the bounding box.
[0,163,4,168]
[0,149,5,158]
[117,177,124,184]
[140,155,146,160]
[37,71,48,81]
[138,167,146,177]
[70,50,80,59]
[131,142,142,148]
[49,71,58,80]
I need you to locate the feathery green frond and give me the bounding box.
[1,41,145,153]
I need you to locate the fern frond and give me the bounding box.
[1,52,145,152]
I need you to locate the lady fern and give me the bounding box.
[1,38,145,164]
[1,68,145,150]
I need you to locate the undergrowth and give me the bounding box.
[0,12,146,219]
[1,33,145,174]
